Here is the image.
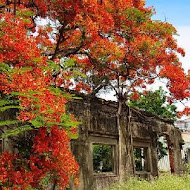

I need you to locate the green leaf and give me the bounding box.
[2,125,33,139]
[63,58,76,68]
[10,91,41,101]
[22,10,35,17]
[0,105,22,112]
[0,62,12,73]
[0,63,10,70]
[0,120,22,127]
[0,99,19,106]
[72,70,87,78]
[17,67,33,73]
[31,118,44,128]
[22,18,31,24]
[68,131,79,140]
[72,96,83,100]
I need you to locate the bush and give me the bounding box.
[184,163,190,174]
[107,175,190,190]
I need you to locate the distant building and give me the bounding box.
[175,118,190,164]
[175,118,190,131]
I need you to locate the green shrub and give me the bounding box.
[184,164,190,174]
[106,175,190,190]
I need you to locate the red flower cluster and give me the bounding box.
[0,126,79,189]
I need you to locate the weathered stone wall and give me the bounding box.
[0,109,17,153]
[0,97,183,190]
[67,98,183,190]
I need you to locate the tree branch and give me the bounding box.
[51,25,65,60]
[51,31,85,59]
[13,0,16,15]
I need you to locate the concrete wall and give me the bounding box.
[0,97,183,190]
[67,98,184,190]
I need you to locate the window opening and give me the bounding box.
[134,147,149,172]
[157,135,170,172]
[93,144,114,173]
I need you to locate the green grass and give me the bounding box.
[106,175,190,190]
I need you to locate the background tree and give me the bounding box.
[157,136,168,160]
[93,145,113,173]
[128,88,173,162]
[128,87,178,120]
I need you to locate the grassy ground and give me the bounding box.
[106,175,190,190]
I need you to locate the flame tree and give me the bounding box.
[0,0,189,189]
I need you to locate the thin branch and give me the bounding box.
[52,25,65,60]
[13,0,16,16]
[91,84,105,96]
[51,30,85,59]
[52,180,57,190]
[58,45,84,57]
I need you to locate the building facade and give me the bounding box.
[67,98,184,190]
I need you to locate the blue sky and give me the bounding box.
[146,0,190,111]
[146,0,190,26]
[145,0,190,72]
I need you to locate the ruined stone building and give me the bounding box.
[67,97,184,190]
[0,97,184,190]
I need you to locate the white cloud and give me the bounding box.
[173,26,190,112]
[176,26,190,72]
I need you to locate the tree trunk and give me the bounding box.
[52,180,57,190]
[128,107,135,175]
[117,98,127,181]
